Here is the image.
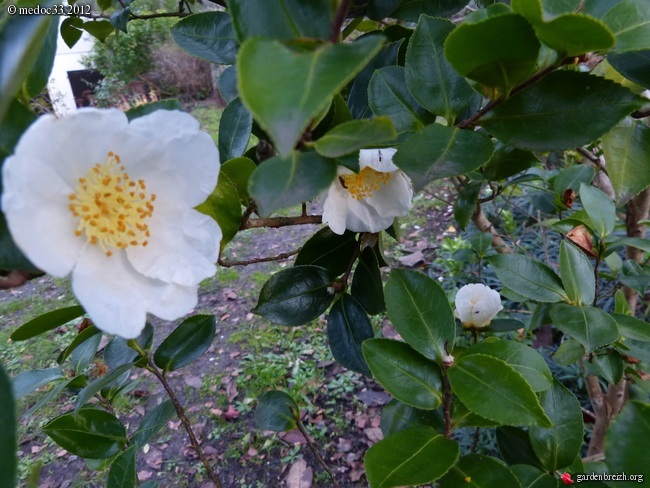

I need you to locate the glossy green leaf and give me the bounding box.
[124,101,183,121]
[594,351,624,384]
[24,377,78,418]
[553,338,585,365]
[154,315,216,372]
[43,409,127,459]
[365,427,459,488]
[82,20,115,42]
[553,165,596,194]
[405,16,473,121]
[440,454,522,488]
[253,266,334,326]
[385,269,456,363]
[369,66,433,133]
[394,123,494,191]
[486,318,528,333]
[550,304,619,352]
[497,426,543,468]
[313,117,396,158]
[195,172,241,250]
[613,314,650,341]
[560,240,595,306]
[70,332,102,374]
[529,379,583,471]
[228,0,332,42]
[351,247,385,315]
[482,145,540,181]
[444,13,539,97]
[218,65,238,103]
[448,354,552,427]
[107,445,137,488]
[533,14,615,57]
[481,71,645,151]
[24,17,58,98]
[391,0,468,22]
[109,8,130,34]
[294,228,358,277]
[454,181,481,231]
[608,50,650,89]
[10,305,85,341]
[452,399,501,428]
[104,324,153,369]
[606,401,650,483]
[328,294,374,376]
[57,325,101,365]
[237,36,383,157]
[0,362,16,488]
[131,400,176,448]
[363,338,443,410]
[464,338,553,392]
[608,236,650,254]
[596,0,650,52]
[511,465,558,488]
[380,399,444,437]
[254,390,298,432]
[487,254,568,302]
[218,98,252,164]
[615,289,631,315]
[171,12,237,65]
[579,183,616,238]
[248,151,336,217]
[220,157,256,204]
[602,117,650,205]
[60,17,84,49]
[470,232,493,256]
[74,363,133,413]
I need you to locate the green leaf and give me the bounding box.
[248,151,336,217]
[327,294,374,376]
[487,254,568,302]
[24,377,78,418]
[254,390,298,432]
[553,165,596,194]
[24,17,58,98]
[351,246,385,315]
[107,445,137,488]
[131,400,176,448]
[10,305,85,341]
[253,266,334,326]
[613,314,650,341]
[82,20,115,42]
[363,338,443,410]
[452,399,501,428]
[57,325,101,365]
[195,172,241,250]
[365,427,459,488]
[369,66,433,133]
[579,183,616,238]
[595,0,650,52]
[454,181,481,231]
[464,338,553,392]
[0,14,52,121]
[218,65,238,103]
[497,426,543,468]
[124,101,183,121]
[220,157,255,204]
[594,351,624,384]
[615,290,631,315]
[529,379,583,471]
[385,269,456,363]
[444,13,539,97]
[553,338,585,365]
[109,8,130,34]
[171,11,237,65]
[602,117,650,205]
[0,362,16,488]
[60,17,84,49]
[471,232,493,256]
[391,0,468,22]
[13,367,64,400]
[380,399,444,437]
[481,71,645,151]
[606,401,650,483]
[394,123,494,191]
[405,16,473,121]
[44,409,126,459]
[533,14,615,57]
[70,333,102,374]
[74,363,133,413]
[228,0,332,42]
[511,464,559,488]
[608,50,650,90]
[448,354,552,427]
[153,315,216,372]
[486,318,528,333]
[482,144,540,181]
[440,454,522,488]
[550,304,619,352]
[294,227,358,277]
[560,240,595,306]
[218,98,252,164]
[237,36,383,157]
[313,117,396,158]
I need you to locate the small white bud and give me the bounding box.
[454,283,503,329]
[442,354,455,367]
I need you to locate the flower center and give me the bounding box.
[68,152,155,257]
[339,167,391,201]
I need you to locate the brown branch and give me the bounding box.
[218,249,300,267]
[331,0,353,43]
[471,204,514,254]
[624,187,650,311]
[296,419,341,488]
[241,214,322,229]
[442,374,453,439]
[585,375,608,457]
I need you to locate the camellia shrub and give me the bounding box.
[1,0,650,487]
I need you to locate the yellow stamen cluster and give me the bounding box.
[339,166,392,201]
[68,152,155,257]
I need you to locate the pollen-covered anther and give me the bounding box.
[339,167,392,201]
[68,152,156,256]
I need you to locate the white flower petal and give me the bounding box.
[322,182,350,235]
[146,282,198,321]
[359,148,399,173]
[2,156,83,276]
[127,206,219,286]
[365,171,413,218]
[454,283,503,328]
[345,197,394,233]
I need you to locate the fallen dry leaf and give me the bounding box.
[285,459,313,488]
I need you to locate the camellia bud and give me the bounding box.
[454,283,503,329]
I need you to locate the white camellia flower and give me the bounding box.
[454,283,503,329]
[2,108,221,338]
[322,148,413,235]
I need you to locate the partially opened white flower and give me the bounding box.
[322,148,413,235]
[2,108,221,338]
[454,283,503,329]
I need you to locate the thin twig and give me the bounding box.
[68,10,190,20]
[470,427,481,453]
[330,0,353,43]
[442,374,453,439]
[241,214,322,229]
[296,419,341,488]
[218,249,300,267]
